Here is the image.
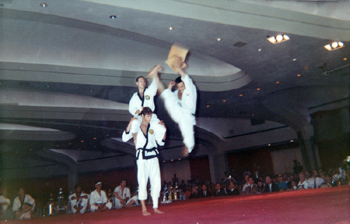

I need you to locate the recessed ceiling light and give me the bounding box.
[217,38,221,41]
[267,34,290,44]
[93,137,97,140]
[40,3,48,7]
[109,15,117,19]
[171,159,174,161]
[46,85,49,88]
[239,94,243,97]
[324,41,345,51]
[292,58,297,61]
[222,100,226,102]
[258,49,262,51]
[163,161,165,163]
[268,144,271,146]
[178,158,181,160]
[168,27,174,31]
[297,74,301,77]
[89,89,93,91]
[344,58,348,61]
[290,140,294,142]
[256,88,261,91]
[206,105,210,108]
[276,81,280,84]
[106,134,109,137]
[81,140,84,143]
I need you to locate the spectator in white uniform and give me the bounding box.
[89,182,112,212]
[0,193,10,219]
[151,57,197,156]
[69,184,89,214]
[122,107,166,216]
[113,180,138,209]
[12,188,35,220]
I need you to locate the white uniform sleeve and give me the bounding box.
[122,130,133,142]
[147,77,158,96]
[89,192,96,205]
[12,198,20,212]
[154,124,166,146]
[182,74,197,114]
[129,93,140,116]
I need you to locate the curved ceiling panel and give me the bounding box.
[0,88,128,109]
[0,123,75,141]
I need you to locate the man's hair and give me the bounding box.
[175,76,182,84]
[136,76,145,82]
[121,179,127,183]
[74,184,81,190]
[140,107,152,116]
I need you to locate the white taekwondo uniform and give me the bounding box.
[69,192,89,214]
[89,190,112,212]
[161,74,197,152]
[122,120,166,209]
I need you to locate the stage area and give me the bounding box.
[3,186,349,224]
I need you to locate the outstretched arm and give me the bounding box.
[174,57,186,78]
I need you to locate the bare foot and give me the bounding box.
[154,208,164,214]
[181,146,189,157]
[142,210,151,216]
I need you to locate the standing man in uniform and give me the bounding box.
[122,107,166,216]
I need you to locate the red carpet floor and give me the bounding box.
[2,186,349,224]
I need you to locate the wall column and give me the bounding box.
[208,153,229,183]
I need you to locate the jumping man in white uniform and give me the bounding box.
[122,107,166,216]
[150,57,197,156]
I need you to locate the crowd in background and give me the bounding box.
[0,159,349,220]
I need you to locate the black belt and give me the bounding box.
[136,147,159,160]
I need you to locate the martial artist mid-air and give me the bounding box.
[122,107,166,216]
[149,56,197,156]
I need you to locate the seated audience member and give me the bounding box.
[257,180,264,193]
[305,171,315,189]
[312,170,325,189]
[113,180,137,209]
[226,181,239,196]
[198,184,212,198]
[332,166,345,183]
[90,182,112,212]
[263,175,279,193]
[69,184,89,214]
[214,183,227,197]
[0,193,10,219]
[241,177,259,195]
[297,172,308,190]
[287,180,297,191]
[319,174,332,188]
[185,185,192,199]
[277,174,288,191]
[12,188,35,220]
[189,185,200,199]
[241,174,249,187]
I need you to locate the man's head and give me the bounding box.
[265,175,272,185]
[74,184,82,193]
[228,181,235,189]
[17,187,25,197]
[136,76,147,90]
[140,107,152,123]
[95,181,102,190]
[248,177,254,185]
[175,76,186,93]
[121,180,127,187]
[202,184,208,191]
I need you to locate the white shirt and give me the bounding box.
[12,194,35,212]
[306,177,315,189]
[122,121,165,159]
[129,78,157,115]
[174,74,197,115]
[69,192,89,202]
[114,186,131,199]
[89,190,108,205]
[297,180,309,190]
[0,195,10,211]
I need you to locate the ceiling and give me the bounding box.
[0,0,349,175]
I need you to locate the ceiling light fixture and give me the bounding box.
[267,34,290,44]
[324,41,345,51]
[239,94,243,97]
[258,49,262,51]
[168,27,174,31]
[206,105,210,108]
[109,15,117,19]
[40,3,48,7]
[344,58,348,61]
[297,74,301,77]
[217,38,221,41]
[276,81,280,84]
[292,58,297,61]
[256,88,261,91]
[223,100,226,102]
